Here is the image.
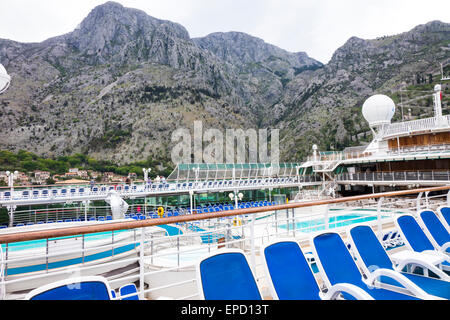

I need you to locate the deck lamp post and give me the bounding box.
[143,168,151,188]
[229,191,243,209]
[6,171,18,193]
[193,166,200,184]
[6,171,18,227]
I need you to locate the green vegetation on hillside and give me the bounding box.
[0,150,173,179]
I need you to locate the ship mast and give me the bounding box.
[434,84,444,126]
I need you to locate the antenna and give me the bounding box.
[434,84,443,126]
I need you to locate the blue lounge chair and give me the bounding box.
[395,214,450,271]
[196,249,262,300]
[347,224,450,299]
[261,239,373,300]
[437,206,450,233]
[311,231,424,300]
[25,276,114,300]
[119,283,139,300]
[417,210,450,254]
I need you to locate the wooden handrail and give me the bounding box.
[0,185,449,244]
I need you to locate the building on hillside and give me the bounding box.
[128,172,137,180]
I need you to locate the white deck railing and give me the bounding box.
[383,115,450,138]
[0,186,448,300]
[337,171,450,184]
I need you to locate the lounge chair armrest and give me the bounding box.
[440,242,450,254]
[395,257,450,281]
[321,283,374,300]
[422,250,450,262]
[365,268,433,299]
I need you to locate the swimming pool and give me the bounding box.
[158,224,184,237]
[1,229,133,252]
[279,213,388,233]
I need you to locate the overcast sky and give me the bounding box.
[0,0,449,63]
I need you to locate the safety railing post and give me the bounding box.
[377,197,384,238]
[250,214,256,274]
[4,244,8,277]
[111,231,114,257]
[292,208,296,237]
[286,209,290,236]
[46,238,49,273]
[416,192,423,214]
[82,234,85,264]
[139,226,145,300]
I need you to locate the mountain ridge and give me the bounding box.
[0,2,449,165]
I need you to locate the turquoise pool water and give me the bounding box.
[1,229,133,252]
[158,224,184,236]
[279,213,387,233]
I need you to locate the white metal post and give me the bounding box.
[377,197,384,238]
[139,227,145,299]
[416,192,423,214]
[250,215,256,274]
[189,190,194,214]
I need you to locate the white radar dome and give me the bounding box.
[362,94,395,127]
[0,63,11,94]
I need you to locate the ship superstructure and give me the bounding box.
[301,83,450,195]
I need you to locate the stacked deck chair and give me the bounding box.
[311,231,432,300]
[196,249,262,300]
[347,224,450,300]
[261,239,373,300]
[119,283,139,300]
[417,210,450,255]
[395,214,450,272]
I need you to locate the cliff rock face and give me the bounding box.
[0,1,449,164]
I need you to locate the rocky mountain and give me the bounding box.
[278,20,450,160]
[0,1,449,166]
[194,32,323,125]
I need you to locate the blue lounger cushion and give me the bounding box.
[420,211,450,253]
[198,251,261,300]
[313,232,420,300]
[397,215,436,252]
[349,225,450,300]
[397,215,450,270]
[119,284,139,300]
[440,207,450,227]
[263,241,321,300]
[29,281,111,300]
